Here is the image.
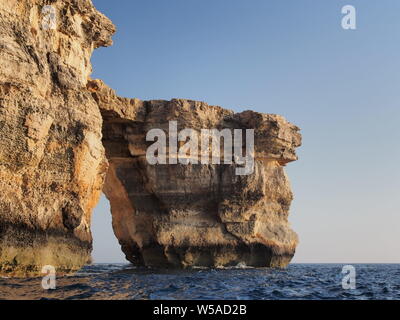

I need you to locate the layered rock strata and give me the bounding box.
[89,79,301,268]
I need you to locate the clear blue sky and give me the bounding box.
[91,0,400,263]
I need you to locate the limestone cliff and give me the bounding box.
[0,0,114,275]
[0,0,301,275]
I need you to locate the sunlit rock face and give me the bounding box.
[90,80,302,268]
[0,0,114,276]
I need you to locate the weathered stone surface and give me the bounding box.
[0,0,301,276]
[0,0,114,276]
[89,80,302,268]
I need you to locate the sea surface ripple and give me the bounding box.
[0,264,399,300]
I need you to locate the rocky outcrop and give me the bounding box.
[0,0,114,276]
[89,79,301,268]
[0,0,301,276]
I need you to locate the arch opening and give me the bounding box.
[91,193,126,264]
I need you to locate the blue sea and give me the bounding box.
[0,264,399,300]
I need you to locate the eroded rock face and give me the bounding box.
[0,0,114,275]
[89,80,302,268]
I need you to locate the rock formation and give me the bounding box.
[89,79,301,268]
[0,0,114,276]
[0,0,301,276]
